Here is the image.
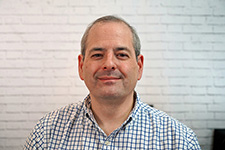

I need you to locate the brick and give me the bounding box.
[164,60,183,68]
[74,7,90,15]
[144,69,161,77]
[168,112,185,121]
[167,25,182,32]
[22,16,68,25]
[0,113,28,121]
[161,0,191,6]
[214,78,225,86]
[125,16,146,24]
[186,112,214,120]
[0,78,43,87]
[208,104,225,112]
[190,77,213,86]
[146,87,162,94]
[146,16,161,24]
[167,8,184,16]
[0,130,28,138]
[44,78,71,86]
[163,51,192,60]
[208,87,225,95]
[191,87,207,95]
[6,51,23,59]
[142,51,163,60]
[161,16,191,24]
[213,61,225,69]
[198,137,213,149]
[68,15,95,24]
[162,87,191,95]
[214,26,225,33]
[22,87,53,95]
[5,138,25,148]
[184,42,212,51]
[43,60,73,68]
[183,25,213,33]
[183,7,212,16]
[5,104,22,113]
[6,122,23,130]
[4,16,21,25]
[212,52,225,60]
[213,8,225,16]
[215,112,225,120]
[69,86,89,95]
[116,0,144,6]
[53,0,68,7]
[69,0,98,6]
[161,104,190,112]
[191,16,206,25]
[191,121,207,128]
[0,96,28,104]
[162,69,190,77]
[183,60,211,69]
[188,104,207,112]
[207,121,225,128]
[207,16,225,25]
[168,77,190,86]
[146,25,167,33]
[143,42,167,50]
[137,6,167,15]
[194,129,213,138]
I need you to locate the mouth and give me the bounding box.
[98,76,121,81]
[97,76,122,84]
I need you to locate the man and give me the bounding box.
[24,15,201,149]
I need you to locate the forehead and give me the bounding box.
[86,22,133,50]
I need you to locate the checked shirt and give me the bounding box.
[24,93,201,149]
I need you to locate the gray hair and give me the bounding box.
[81,15,141,59]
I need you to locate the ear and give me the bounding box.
[137,54,144,80]
[78,54,84,80]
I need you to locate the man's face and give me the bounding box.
[78,22,143,100]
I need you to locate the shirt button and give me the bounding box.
[105,141,110,146]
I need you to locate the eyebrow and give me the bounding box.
[89,47,105,54]
[115,46,131,52]
[88,46,131,54]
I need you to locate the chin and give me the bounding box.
[100,92,122,99]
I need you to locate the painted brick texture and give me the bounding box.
[0,0,225,149]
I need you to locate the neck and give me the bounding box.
[90,92,135,136]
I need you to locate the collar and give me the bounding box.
[83,92,141,127]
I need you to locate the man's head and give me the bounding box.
[81,15,141,60]
[78,15,143,100]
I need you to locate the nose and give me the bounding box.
[102,53,116,71]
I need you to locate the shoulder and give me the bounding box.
[138,101,192,133]
[136,101,200,149]
[24,101,84,149]
[41,101,84,127]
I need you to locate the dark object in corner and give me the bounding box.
[147,104,154,107]
[213,129,225,150]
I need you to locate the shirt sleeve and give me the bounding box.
[24,118,47,150]
[187,131,202,150]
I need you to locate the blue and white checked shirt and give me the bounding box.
[24,93,201,149]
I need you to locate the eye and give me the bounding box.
[91,53,103,59]
[117,53,129,59]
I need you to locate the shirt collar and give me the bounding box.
[83,92,141,126]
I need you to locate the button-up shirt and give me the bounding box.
[24,93,201,149]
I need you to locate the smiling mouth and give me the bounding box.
[98,76,121,80]
[97,76,121,82]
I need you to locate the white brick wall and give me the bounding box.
[0,0,224,149]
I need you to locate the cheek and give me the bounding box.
[120,63,139,78]
[83,62,99,78]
